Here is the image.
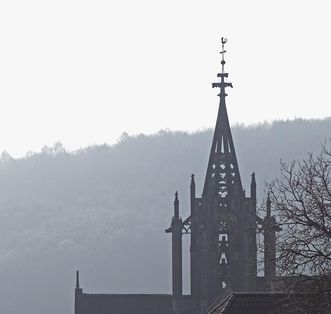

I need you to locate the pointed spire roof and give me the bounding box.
[203,38,243,198]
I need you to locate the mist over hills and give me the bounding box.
[0,117,330,314]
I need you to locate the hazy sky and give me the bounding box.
[0,0,330,157]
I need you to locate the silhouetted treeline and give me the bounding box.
[0,117,329,314]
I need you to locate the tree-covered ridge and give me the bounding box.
[0,117,329,314]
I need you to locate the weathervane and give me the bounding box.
[212,37,233,97]
[220,37,227,74]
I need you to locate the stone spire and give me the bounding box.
[203,37,243,199]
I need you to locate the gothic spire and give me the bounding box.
[203,38,243,197]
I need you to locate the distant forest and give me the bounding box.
[0,117,330,314]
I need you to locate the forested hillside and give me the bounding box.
[0,117,330,314]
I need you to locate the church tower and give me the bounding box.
[167,38,258,312]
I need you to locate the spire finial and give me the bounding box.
[174,191,179,219]
[251,172,256,184]
[76,270,80,289]
[250,172,256,200]
[190,174,196,200]
[212,37,233,97]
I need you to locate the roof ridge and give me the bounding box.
[232,292,288,295]
[208,293,234,314]
[220,293,236,313]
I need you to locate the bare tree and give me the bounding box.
[269,144,331,277]
[267,143,331,311]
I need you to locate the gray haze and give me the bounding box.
[0,118,329,314]
[1,1,331,157]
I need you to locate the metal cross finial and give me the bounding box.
[212,37,233,97]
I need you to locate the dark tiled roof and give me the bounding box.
[207,292,331,314]
[76,293,174,314]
